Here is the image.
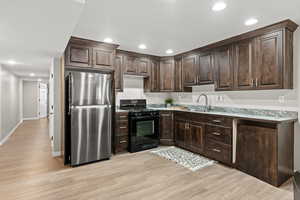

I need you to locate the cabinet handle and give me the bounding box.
[212,132,221,136]
[212,120,222,123]
[119,140,127,144]
[119,116,127,119]
[120,126,127,129]
[212,148,221,153]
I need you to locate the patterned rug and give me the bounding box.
[150,146,216,171]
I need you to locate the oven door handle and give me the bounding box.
[130,116,158,120]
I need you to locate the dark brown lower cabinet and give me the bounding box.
[188,122,205,154]
[174,119,186,148]
[236,121,294,187]
[159,111,174,145]
[114,112,129,154]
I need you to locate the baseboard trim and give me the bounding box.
[23,117,39,121]
[0,120,23,146]
[52,151,61,157]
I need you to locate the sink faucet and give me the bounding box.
[196,93,210,112]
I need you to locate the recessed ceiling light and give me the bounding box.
[212,1,227,11]
[166,49,174,54]
[245,18,258,26]
[30,73,35,77]
[104,38,113,43]
[7,60,17,65]
[138,44,147,50]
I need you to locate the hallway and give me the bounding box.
[0,119,66,184]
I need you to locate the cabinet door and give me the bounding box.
[198,53,214,85]
[65,43,92,67]
[174,120,186,148]
[187,122,205,154]
[150,59,160,92]
[214,46,234,90]
[256,31,283,89]
[234,39,255,90]
[124,55,138,74]
[182,54,198,86]
[159,112,174,145]
[174,57,183,91]
[114,54,123,92]
[160,59,175,92]
[236,124,277,185]
[93,48,114,68]
[137,58,150,76]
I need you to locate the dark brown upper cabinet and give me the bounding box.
[198,52,214,85]
[64,37,118,70]
[136,58,150,76]
[182,54,198,87]
[124,55,138,75]
[114,54,124,92]
[255,31,283,89]
[174,56,183,92]
[234,39,255,90]
[93,48,115,69]
[214,46,234,91]
[160,58,175,92]
[65,43,92,68]
[149,58,160,92]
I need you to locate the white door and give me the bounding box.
[39,83,48,118]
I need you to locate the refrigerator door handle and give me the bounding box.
[68,73,73,115]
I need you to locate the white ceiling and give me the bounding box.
[1,0,300,78]
[73,0,300,56]
[0,0,85,78]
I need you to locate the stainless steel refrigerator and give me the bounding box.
[65,70,113,166]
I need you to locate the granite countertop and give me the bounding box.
[147,104,298,123]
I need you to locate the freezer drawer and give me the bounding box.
[70,105,112,166]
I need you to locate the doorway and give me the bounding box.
[39,83,48,119]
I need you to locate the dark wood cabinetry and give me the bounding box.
[159,111,174,145]
[114,54,124,92]
[188,122,205,154]
[93,48,115,69]
[65,43,92,68]
[198,52,214,85]
[160,58,175,92]
[234,39,255,90]
[182,54,198,87]
[137,58,150,76]
[114,112,129,154]
[256,31,283,89]
[124,55,138,75]
[174,57,183,91]
[145,58,160,92]
[214,46,234,91]
[236,121,294,186]
[65,37,118,70]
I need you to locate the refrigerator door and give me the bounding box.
[70,105,112,166]
[70,71,112,106]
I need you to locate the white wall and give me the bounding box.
[23,81,38,119]
[50,57,62,155]
[0,65,22,143]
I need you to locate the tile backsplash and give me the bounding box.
[116,76,298,112]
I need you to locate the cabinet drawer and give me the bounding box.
[115,120,128,136]
[115,136,128,153]
[205,141,232,164]
[207,116,233,128]
[116,112,128,121]
[206,125,232,145]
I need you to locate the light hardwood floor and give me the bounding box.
[0,119,294,200]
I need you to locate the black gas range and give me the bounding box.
[120,99,159,153]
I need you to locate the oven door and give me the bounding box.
[129,115,159,152]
